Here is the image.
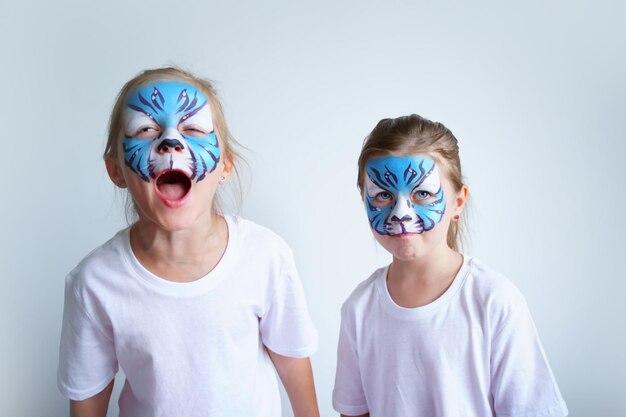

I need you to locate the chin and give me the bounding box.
[147,209,202,232]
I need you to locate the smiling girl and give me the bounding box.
[58,67,320,417]
[332,114,567,417]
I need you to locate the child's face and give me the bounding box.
[122,81,220,183]
[363,154,462,259]
[364,155,446,236]
[108,80,230,231]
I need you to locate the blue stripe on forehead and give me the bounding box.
[365,155,436,194]
[125,81,208,125]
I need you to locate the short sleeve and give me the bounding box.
[332,305,369,416]
[57,274,118,400]
[259,251,318,358]
[491,293,568,417]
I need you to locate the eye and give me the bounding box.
[181,125,209,136]
[378,191,392,200]
[373,191,394,206]
[412,189,432,201]
[134,125,160,139]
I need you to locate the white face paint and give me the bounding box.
[123,110,158,138]
[178,104,214,133]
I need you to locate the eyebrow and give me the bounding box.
[365,177,389,196]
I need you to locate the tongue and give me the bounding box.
[159,183,187,200]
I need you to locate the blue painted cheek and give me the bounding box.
[123,137,153,182]
[366,197,393,235]
[413,190,446,231]
[185,133,221,181]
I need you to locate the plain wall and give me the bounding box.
[1,0,625,416]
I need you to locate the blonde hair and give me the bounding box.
[357,114,468,251]
[104,66,246,220]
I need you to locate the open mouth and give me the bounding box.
[155,170,192,202]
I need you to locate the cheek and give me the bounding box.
[442,196,454,218]
[122,166,152,194]
[372,233,393,250]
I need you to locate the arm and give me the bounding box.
[69,379,114,417]
[267,349,320,417]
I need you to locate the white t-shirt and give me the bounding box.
[58,215,318,417]
[333,256,568,417]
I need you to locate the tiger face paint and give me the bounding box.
[122,81,220,183]
[364,156,446,235]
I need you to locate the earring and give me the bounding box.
[219,175,226,183]
[116,180,126,187]
[453,214,460,222]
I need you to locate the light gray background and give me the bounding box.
[1,1,625,416]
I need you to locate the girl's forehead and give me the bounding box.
[122,79,215,128]
[126,79,207,101]
[365,153,453,182]
[366,153,436,167]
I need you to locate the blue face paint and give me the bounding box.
[364,156,446,235]
[122,81,220,182]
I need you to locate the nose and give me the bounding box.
[389,197,415,223]
[391,214,413,222]
[157,139,185,154]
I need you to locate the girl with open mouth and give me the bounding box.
[58,67,320,417]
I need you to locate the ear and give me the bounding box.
[218,152,234,184]
[105,157,127,189]
[453,185,469,215]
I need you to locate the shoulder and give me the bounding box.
[226,215,301,293]
[65,229,130,294]
[341,266,386,318]
[463,257,528,328]
[465,257,525,304]
[228,215,294,262]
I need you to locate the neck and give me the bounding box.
[129,212,228,282]
[391,237,463,281]
[389,243,462,284]
[386,243,463,308]
[132,212,224,262]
